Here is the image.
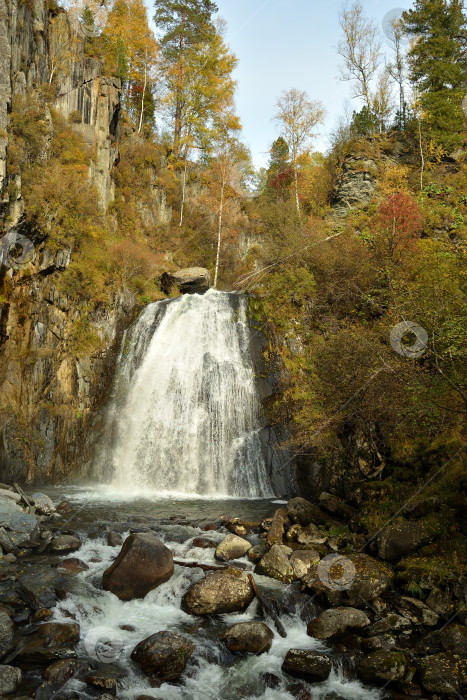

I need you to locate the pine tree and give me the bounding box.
[402,0,467,148]
[154,0,218,155]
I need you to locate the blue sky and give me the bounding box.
[212,0,413,168]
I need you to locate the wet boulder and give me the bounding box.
[107,531,123,547]
[0,502,40,548]
[16,622,80,662]
[265,508,289,547]
[247,544,267,562]
[102,533,173,601]
[60,558,89,573]
[256,544,295,583]
[215,534,251,561]
[182,567,254,615]
[223,621,273,654]
[31,493,56,516]
[44,658,80,685]
[85,668,123,695]
[0,664,22,695]
[296,524,327,546]
[307,607,370,640]
[290,549,320,579]
[18,565,66,610]
[282,650,332,682]
[160,267,210,295]
[49,535,82,554]
[302,553,394,606]
[0,606,14,658]
[286,498,334,527]
[395,596,439,626]
[357,650,409,684]
[131,631,195,681]
[418,652,467,694]
[377,521,431,561]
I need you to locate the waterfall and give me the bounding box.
[99,290,275,497]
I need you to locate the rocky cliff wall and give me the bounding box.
[0,0,139,483]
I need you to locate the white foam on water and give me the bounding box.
[93,290,274,498]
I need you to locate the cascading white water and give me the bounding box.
[104,290,274,497]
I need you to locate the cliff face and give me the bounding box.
[0,0,137,482]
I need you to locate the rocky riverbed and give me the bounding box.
[0,485,465,700]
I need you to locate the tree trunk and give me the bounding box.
[293,162,301,219]
[174,15,186,157]
[213,170,225,289]
[179,162,187,227]
[137,50,147,134]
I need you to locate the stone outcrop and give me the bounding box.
[159,267,211,295]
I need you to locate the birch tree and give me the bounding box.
[273,88,325,218]
[338,1,382,110]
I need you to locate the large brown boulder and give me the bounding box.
[302,553,393,606]
[377,521,431,560]
[418,652,467,694]
[215,534,251,562]
[182,568,254,616]
[102,534,173,601]
[160,267,210,295]
[223,621,273,654]
[282,650,332,682]
[131,631,195,682]
[286,498,334,527]
[307,607,370,640]
[16,623,80,663]
[357,650,409,684]
[256,544,296,583]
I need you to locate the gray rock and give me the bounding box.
[0,509,40,547]
[286,498,333,527]
[395,596,439,626]
[426,587,453,617]
[49,535,82,553]
[182,568,254,616]
[402,497,439,519]
[357,650,409,684]
[418,652,467,694]
[302,553,394,606]
[16,623,80,662]
[31,492,56,516]
[0,607,14,658]
[85,668,122,696]
[107,531,123,547]
[0,489,21,504]
[223,621,273,654]
[44,658,80,685]
[256,544,295,583]
[307,607,370,640]
[377,521,431,561]
[290,549,320,579]
[247,544,267,562]
[160,267,210,295]
[296,524,327,546]
[367,614,411,637]
[103,533,173,601]
[215,534,251,562]
[131,631,195,681]
[419,623,467,655]
[282,650,332,682]
[0,664,22,694]
[18,565,66,610]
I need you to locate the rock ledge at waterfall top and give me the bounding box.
[160,267,211,295]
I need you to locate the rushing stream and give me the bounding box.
[42,292,384,699]
[42,487,383,700]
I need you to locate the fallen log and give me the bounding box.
[174,560,253,572]
[248,574,287,638]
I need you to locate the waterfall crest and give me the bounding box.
[99,290,275,497]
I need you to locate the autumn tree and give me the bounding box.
[100,0,159,129]
[338,1,382,111]
[375,191,424,261]
[386,16,408,129]
[274,88,325,217]
[154,0,218,156]
[265,137,292,200]
[402,0,467,148]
